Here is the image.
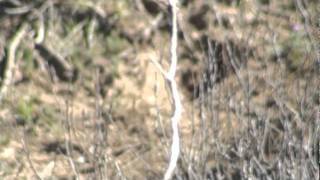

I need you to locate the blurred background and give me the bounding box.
[0,0,319,179]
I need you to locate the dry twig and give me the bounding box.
[0,23,28,101]
[151,0,182,179]
[150,0,181,179]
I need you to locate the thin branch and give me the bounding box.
[150,56,168,78]
[64,99,80,180]
[150,1,181,179]
[21,137,42,180]
[163,0,182,179]
[0,23,28,101]
[167,0,178,80]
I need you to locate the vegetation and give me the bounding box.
[0,0,319,179]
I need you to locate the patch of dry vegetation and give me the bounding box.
[0,0,319,179]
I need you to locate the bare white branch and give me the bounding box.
[149,1,181,179]
[163,0,182,179]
